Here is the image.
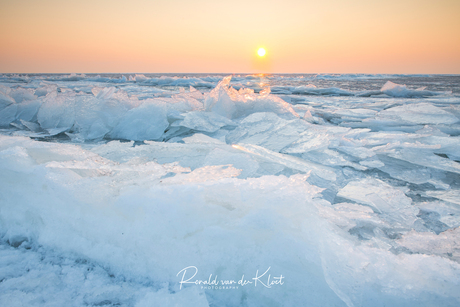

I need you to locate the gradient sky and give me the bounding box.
[1,0,459,73]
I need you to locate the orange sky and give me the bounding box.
[1,0,459,73]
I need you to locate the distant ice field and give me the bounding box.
[0,73,459,306]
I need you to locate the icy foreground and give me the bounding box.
[1,74,460,306]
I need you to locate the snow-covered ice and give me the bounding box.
[0,73,459,306]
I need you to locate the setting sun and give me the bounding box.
[257,48,266,57]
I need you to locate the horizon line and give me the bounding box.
[2,72,460,76]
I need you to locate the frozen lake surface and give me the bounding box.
[1,73,460,306]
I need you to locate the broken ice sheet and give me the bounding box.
[387,148,460,175]
[376,102,459,125]
[375,154,433,185]
[348,130,421,147]
[9,87,37,103]
[300,149,367,171]
[423,190,460,206]
[226,112,308,152]
[171,111,236,133]
[320,226,460,307]
[0,92,15,111]
[92,140,215,169]
[161,165,241,184]
[316,201,378,231]
[336,177,418,227]
[359,159,385,168]
[380,81,450,98]
[415,200,460,229]
[335,145,376,160]
[281,131,333,154]
[397,228,460,262]
[232,143,337,181]
[20,120,42,132]
[313,108,377,124]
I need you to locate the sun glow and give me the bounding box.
[257,48,266,57]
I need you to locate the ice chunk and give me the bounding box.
[9,88,37,103]
[377,103,459,125]
[336,146,375,160]
[19,119,42,132]
[0,104,17,127]
[397,228,460,262]
[37,91,76,132]
[381,81,448,97]
[315,108,377,123]
[317,201,378,231]
[109,99,168,141]
[423,190,460,206]
[337,177,417,227]
[92,86,117,99]
[172,111,236,133]
[359,131,428,147]
[73,95,130,140]
[172,86,205,102]
[333,202,376,220]
[232,143,337,181]
[376,154,433,185]
[204,76,297,119]
[420,135,460,161]
[134,74,148,82]
[15,100,42,122]
[226,112,308,152]
[165,96,203,115]
[282,132,332,154]
[320,228,460,306]
[282,124,350,154]
[34,84,57,97]
[204,76,237,118]
[299,148,366,171]
[359,159,385,168]
[415,201,460,228]
[0,91,15,111]
[61,73,86,81]
[416,125,449,137]
[47,127,71,136]
[0,99,42,128]
[386,149,460,175]
[0,85,12,96]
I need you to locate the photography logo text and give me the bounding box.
[177,266,284,290]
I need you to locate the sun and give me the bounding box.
[257,48,266,57]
